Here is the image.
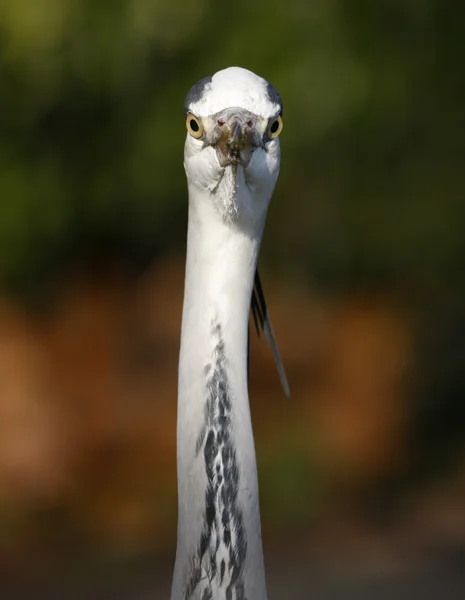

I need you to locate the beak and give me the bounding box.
[213,109,260,167]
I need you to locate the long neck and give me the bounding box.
[171,181,268,600]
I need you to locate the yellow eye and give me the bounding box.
[186,113,203,139]
[267,115,283,139]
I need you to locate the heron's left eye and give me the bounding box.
[186,113,204,139]
[267,115,283,139]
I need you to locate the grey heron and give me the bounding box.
[171,66,289,600]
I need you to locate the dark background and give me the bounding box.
[0,1,465,597]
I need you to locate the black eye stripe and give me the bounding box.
[266,81,283,116]
[184,75,213,115]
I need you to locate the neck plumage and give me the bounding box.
[171,172,269,600]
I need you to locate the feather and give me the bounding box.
[250,269,291,398]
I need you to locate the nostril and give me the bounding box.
[246,120,253,127]
[218,120,225,127]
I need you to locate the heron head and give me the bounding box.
[183,67,283,210]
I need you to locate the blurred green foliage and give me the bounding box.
[0,0,463,291]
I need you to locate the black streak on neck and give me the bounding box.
[185,322,247,600]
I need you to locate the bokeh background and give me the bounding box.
[1,1,465,598]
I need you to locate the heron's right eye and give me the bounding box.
[186,114,203,139]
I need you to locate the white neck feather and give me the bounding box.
[171,163,272,600]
